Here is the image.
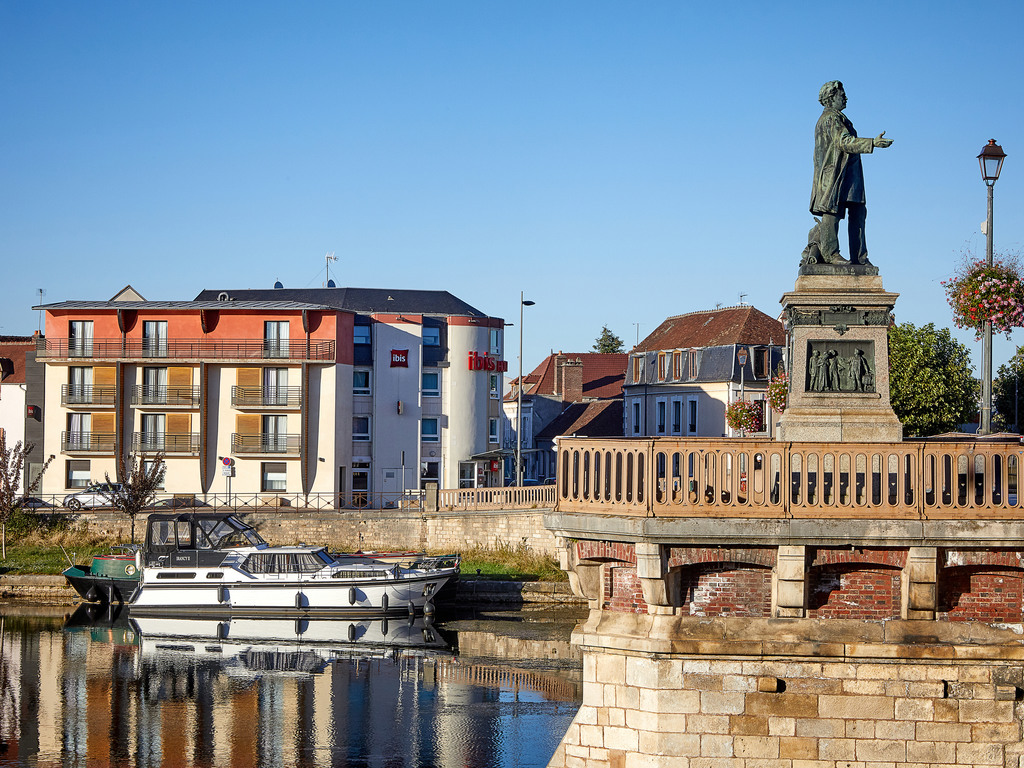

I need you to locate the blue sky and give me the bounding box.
[2,1,1022,371]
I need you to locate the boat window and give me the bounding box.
[194,517,266,549]
[241,553,327,574]
[149,521,175,548]
[176,521,193,547]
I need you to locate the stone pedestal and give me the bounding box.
[777,271,903,442]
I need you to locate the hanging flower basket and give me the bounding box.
[726,400,764,435]
[943,257,1024,339]
[766,369,789,414]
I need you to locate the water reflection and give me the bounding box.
[0,606,581,768]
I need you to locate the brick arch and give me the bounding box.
[576,541,635,565]
[668,546,776,569]
[938,565,1024,622]
[676,561,772,617]
[811,547,908,569]
[807,563,902,620]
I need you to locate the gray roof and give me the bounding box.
[33,300,334,311]
[192,287,489,317]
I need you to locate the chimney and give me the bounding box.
[553,352,566,394]
[561,357,584,403]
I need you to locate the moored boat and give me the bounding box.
[129,512,460,618]
[63,548,141,604]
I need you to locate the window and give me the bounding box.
[656,399,667,435]
[68,367,92,405]
[261,462,287,492]
[420,461,439,489]
[422,417,439,443]
[262,368,288,406]
[353,416,371,441]
[67,413,91,450]
[632,401,641,435]
[489,374,499,398]
[657,353,668,381]
[142,367,167,404]
[671,398,683,434]
[422,327,441,346]
[264,321,289,358]
[687,397,699,435]
[489,328,501,355]
[69,321,93,357]
[143,321,168,357]
[351,462,370,507]
[142,459,165,489]
[422,371,439,397]
[141,414,166,451]
[458,462,476,489]
[353,325,371,345]
[66,460,90,489]
[262,415,288,451]
[353,369,372,395]
[672,351,683,380]
[688,350,699,379]
[489,418,499,443]
[631,355,643,384]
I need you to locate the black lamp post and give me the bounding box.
[977,139,1006,434]
[516,293,535,485]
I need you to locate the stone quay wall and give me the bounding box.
[68,507,559,555]
[549,614,1024,768]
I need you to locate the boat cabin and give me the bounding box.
[144,513,268,568]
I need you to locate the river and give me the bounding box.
[0,604,584,768]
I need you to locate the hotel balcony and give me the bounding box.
[61,386,116,408]
[131,433,201,454]
[131,386,202,408]
[231,433,301,455]
[61,432,116,454]
[231,386,302,410]
[36,338,335,362]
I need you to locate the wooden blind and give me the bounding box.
[166,414,191,434]
[93,367,116,386]
[92,413,115,433]
[236,414,260,434]
[168,367,193,386]
[236,367,261,387]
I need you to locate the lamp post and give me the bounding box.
[516,293,535,485]
[978,139,1006,435]
[736,346,748,436]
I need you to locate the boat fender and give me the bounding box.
[218,585,228,604]
[347,624,356,642]
[348,586,356,605]
[424,601,435,617]
[106,583,116,604]
[407,602,415,618]
[85,586,97,602]
[125,564,136,576]
[217,622,229,640]
[295,591,305,610]
[381,618,389,637]
[381,593,389,613]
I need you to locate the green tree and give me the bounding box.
[0,434,53,558]
[994,347,1024,432]
[592,326,625,353]
[99,453,167,544]
[888,322,976,437]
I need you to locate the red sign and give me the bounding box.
[391,349,409,367]
[467,351,508,373]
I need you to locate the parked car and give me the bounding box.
[19,496,55,509]
[144,497,212,510]
[63,483,125,511]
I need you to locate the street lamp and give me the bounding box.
[516,293,535,485]
[977,139,1006,435]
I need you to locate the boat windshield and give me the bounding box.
[196,516,267,549]
[241,550,333,574]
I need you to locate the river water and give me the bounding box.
[0,604,584,768]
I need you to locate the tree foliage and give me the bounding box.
[592,325,625,353]
[994,347,1024,432]
[0,433,53,558]
[101,453,167,544]
[888,322,976,437]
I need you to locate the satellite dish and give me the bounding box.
[274,281,284,289]
[217,292,230,301]
[327,279,336,288]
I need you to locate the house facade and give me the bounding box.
[503,352,626,483]
[622,306,784,438]
[35,286,505,503]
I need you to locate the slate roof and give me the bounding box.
[635,306,784,352]
[508,353,627,401]
[536,400,624,441]
[193,287,490,317]
[33,300,335,311]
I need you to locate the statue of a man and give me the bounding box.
[803,81,892,266]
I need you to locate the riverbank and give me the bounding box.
[0,573,585,607]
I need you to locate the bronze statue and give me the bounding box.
[802,81,892,267]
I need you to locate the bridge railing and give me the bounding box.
[555,437,1024,519]
[438,485,557,511]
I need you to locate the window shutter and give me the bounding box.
[236,368,261,387]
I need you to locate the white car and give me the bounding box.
[63,483,125,511]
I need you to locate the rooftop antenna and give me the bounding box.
[324,252,337,287]
[633,323,641,347]
[37,288,45,333]
[738,292,748,305]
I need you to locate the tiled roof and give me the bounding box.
[513,353,627,400]
[193,287,490,317]
[634,306,783,352]
[0,337,35,385]
[536,400,623,440]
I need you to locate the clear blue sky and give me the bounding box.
[2,1,1022,372]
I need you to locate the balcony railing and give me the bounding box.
[231,386,302,409]
[131,386,202,407]
[61,432,116,453]
[439,485,557,511]
[231,433,301,455]
[556,437,1024,520]
[131,433,201,454]
[61,386,116,407]
[37,338,335,362]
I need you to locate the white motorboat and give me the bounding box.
[128,512,460,618]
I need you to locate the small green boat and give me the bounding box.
[63,548,141,604]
